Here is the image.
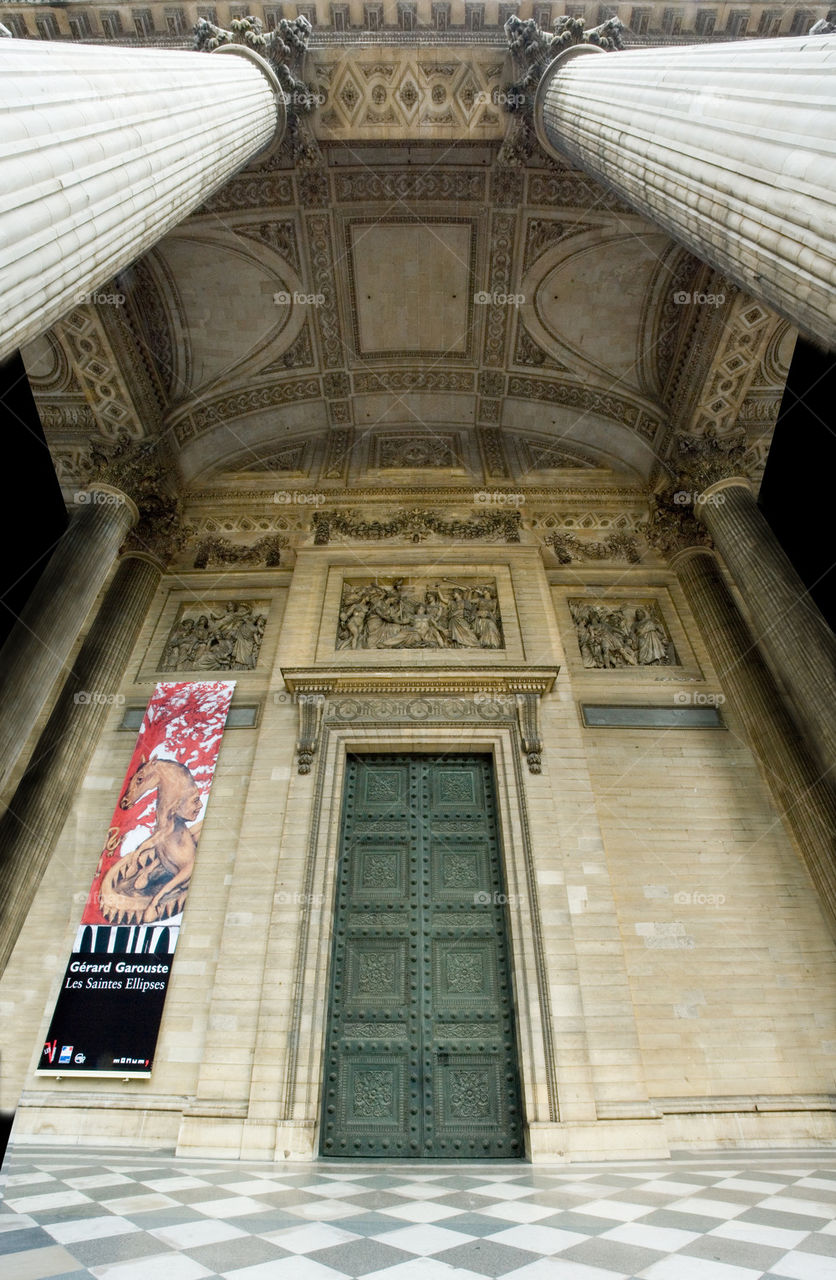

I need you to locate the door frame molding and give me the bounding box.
[272,723,559,1161]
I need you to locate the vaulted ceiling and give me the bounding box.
[21,79,794,496]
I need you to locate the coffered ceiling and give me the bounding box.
[22,109,793,496]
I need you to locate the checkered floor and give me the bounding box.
[2,1146,836,1280]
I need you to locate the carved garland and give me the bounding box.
[311,508,522,545]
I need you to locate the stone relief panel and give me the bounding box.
[568,599,679,669]
[337,578,503,651]
[159,601,269,672]
[374,434,459,470]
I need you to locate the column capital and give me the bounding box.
[505,14,623,119]
[195,14,317,117]
[81,433,189,567]
[642,490,713,560]
[676,427,749,497]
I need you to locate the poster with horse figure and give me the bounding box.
[39,681,234,1077]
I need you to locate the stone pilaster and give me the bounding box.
[0,552,163,975]
[646,495,836,934]
[677,431,836,780]
[533,36,836,348]
[0,37,285,359]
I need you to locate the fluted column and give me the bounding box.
[675,428,836,780]
[0,39,285,360]
[0,552,163,975]
[674,546,836,932]
[0,486,137,797]
[698,478,836,778]
[533,37,836,348]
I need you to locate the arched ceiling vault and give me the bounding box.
[23,129,793,497]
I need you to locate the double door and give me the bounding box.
[321,754,523,1158]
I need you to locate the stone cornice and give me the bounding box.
[281,667,559,696]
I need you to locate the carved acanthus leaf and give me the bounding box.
[503,15,624,116]
[676,427,748,492]
[640,491,713,557]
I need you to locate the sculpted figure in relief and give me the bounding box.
[337,579,504,650]
[569,599,677,668]
[160,602,268,671]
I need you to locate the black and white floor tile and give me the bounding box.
[2,1145,836,1279]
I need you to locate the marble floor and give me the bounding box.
[2,1145,836,1280]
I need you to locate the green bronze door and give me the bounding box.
[321,754,523,1158]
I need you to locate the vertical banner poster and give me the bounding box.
[39,681,235,1077]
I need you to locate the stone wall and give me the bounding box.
[2,500,835,1160]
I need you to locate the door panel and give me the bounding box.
[322,754,523,1158]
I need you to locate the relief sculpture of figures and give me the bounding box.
[337,578,504,650]
[569,599,678,668]
[160,601,268,672]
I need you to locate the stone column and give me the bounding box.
[0,486,136,798]
[0,38,285,360]
[533,36,836,348]
[646,499,836,935]
[678,432,836,780]
[0,551,164,976]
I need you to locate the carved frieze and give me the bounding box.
[568,599,679,669]
[333,171,485,203]
[337,578,504,651]
[312,508,522,545]
[159,601,269,672]
[354,370,474,394]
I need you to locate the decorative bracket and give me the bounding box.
[513,691,543,775]
[292,682,331,775]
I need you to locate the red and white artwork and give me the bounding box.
[82,681,235,929]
